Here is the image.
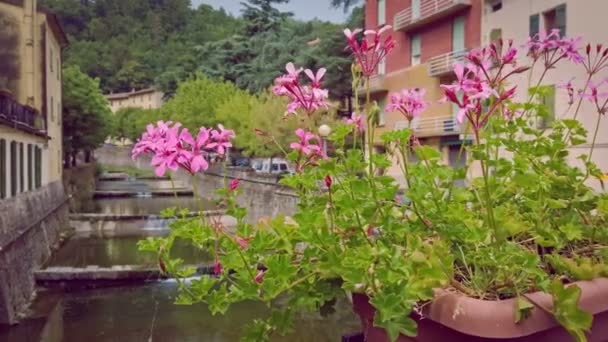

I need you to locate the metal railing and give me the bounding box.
[428,49,469,76]
[394,0,471,31]
[0,93,44,131]
[395,115,461,137]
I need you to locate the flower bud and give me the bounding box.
[325,175,332,189]
[254,269,266,284]
[229,178,240,191]
[586,44,591,55]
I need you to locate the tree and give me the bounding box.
[329,0,361,12]
[62,66,112,166]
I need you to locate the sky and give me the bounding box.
[191,0,352,23]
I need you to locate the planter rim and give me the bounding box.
[354,277,608,339]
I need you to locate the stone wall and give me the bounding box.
[62,163,98,212]
[0,181,69,324]
[175,167,299,224]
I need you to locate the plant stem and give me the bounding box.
[587,114,602,163]
[474,129,499,244]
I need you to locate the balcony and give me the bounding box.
[0,93,46,135]
[356,74,387,96]
[427,49,469,77]
[395,115,461,137]
[394,0,471,32]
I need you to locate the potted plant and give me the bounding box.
[134,27,608,342]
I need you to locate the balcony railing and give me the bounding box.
[356,74,387,95]
[395,115,461,137]
[0,93,46,134]
[394,0,471,32]
[428,49,469,77]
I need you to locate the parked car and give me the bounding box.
[253,158,293,175]
[231,157,251,168]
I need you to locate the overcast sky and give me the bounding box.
[191,0,351,23]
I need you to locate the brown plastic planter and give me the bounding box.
[352,278,608,341]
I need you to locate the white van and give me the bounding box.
[253,159,293,175]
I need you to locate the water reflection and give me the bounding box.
[0,283,360,342]
[47,237,211,268]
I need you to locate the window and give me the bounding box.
[27,144,32,191]
[50,96,54,122]
[378,0,386,25]
[50,49,54,72]
[544,4,566,35]
[538,85,556,129]
[452,16,466,52]
[0,139,5,199]
[489,28,502,53]
[10,141,16,196]
[34,146,42,189]
[488,0,502,12]
[378,57,386,75]
[411,34,421,66]
[377,98,386,126]
[529,14,540,38]
[58,101,62,125]
[412,0,421,19]
[56,58,60,80]
[19,143,24,193]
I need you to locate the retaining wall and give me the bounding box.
[0,181,69,324]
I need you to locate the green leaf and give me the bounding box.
[515,297,534,323]
[550,280,593,342]
[413,146,441,161]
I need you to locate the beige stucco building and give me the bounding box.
[0,0,67,199]
[106,88,164,113]
[482,0,608,187]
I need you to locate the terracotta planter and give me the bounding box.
[352,278,608,342]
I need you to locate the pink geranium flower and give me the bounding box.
[273,63,330,116]
[345,112,366,132]
[385,88,430,122]
[290,128,322,156]
[344,26,395,77]
[254,269,266,284]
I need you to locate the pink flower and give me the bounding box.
[344,25,395,77]
[581,79,608,113]
[527,29,583,66]
[274,63,330,116]
[290,128,322,156]
[214,260,222,275]
[345,112,366,132]
[254,269,266,284]
[325,175,332,189]
[235,236,249,249]
[558,78,576,105]
[385,88,430,122]
[229,178,240,191]
[132,121,234,176]
[207,124,235,155]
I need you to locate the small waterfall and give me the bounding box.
[142,217,171,231]
[135,191,152,198]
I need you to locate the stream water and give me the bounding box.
[0,177,360,341]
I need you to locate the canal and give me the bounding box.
[0,173,360,341]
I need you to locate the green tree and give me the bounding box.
[62,66,112,166]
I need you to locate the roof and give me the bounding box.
[0,0,69,48]
[105,88,161,101]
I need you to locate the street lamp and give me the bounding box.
[318,124,331,156]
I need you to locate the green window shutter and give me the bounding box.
[0,139,5,199]
[35,147,41,188]
[529,14,540,38]
[556,4,567,35]
[19,143,23,192]
[539,86,556,129]
[27,144,32,191]
[10,141,16,196]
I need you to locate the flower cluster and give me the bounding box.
[385,88,430,122]
[132,121,235,176]
[344,26,395,77]
[273,63,330,116]
[345,112,366,132]
[581,79,608,114]
[527,29,583,66]
[289,128,326,171]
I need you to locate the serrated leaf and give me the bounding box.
[515,297,534,323]
[550,280,593,342]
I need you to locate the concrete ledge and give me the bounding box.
[69,210,225,221]
[93,189,194,198]
[35,264,215,284]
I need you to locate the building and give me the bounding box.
[363,0,483,185]
[0,0,68,199]
[482,0,608,188]
[105,87,164,113]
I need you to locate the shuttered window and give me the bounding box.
[411,34,421,66]
[529,14,540,38]
[0,139,5,199]
[35,147,42,189]
[10,141,16,196]
[19,143,24,192]
[378,0,386,25]
[27,144,33,191]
